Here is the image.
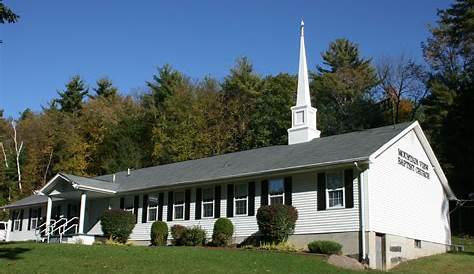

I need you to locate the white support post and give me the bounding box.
[79,192,87,234]
[46,196,52,230]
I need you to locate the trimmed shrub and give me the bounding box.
[150,221,168,246]
[256,204,298,243]
[307,240,342,255]
[183,226,206,246]
[100,209,136,244]
[171,224,187,246]
[212,218,234,246]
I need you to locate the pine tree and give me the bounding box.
[55,76,88,113]
[221,57,263,151]
[93,78,118,99]
[145,64,188,109]
[312,39,382,135]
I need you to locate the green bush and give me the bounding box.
[170,225,206,246]
[100,209,136,244]
[171,224,187,246]
[256,204,298,243]
[183,226,206,246]
[307,240,342,255]
[150,221,168,246]
[212,218,234,246]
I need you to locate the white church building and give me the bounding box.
[1,22,456,270]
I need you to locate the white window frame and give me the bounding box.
[30,208,38,230]
[124,197,134,214]
[326,171,345,209]
[173,191,185,220]
[268,178,285,205]
[414,239,422,248]
[234,183,248,216]
[202,187,214,219]
[13,210,21,231]
[147,195,159,222]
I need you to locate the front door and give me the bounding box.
[375,233,386,270]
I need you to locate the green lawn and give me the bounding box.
[0,237,473,274]
[391,236,474,274]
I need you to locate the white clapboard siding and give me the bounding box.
[123,170,360,241]
[7,205,46,242]
[368,129,451,245]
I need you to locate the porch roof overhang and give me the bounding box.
[0,194,64,210]
[39,173,118,197]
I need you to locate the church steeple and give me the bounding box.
[288,20,320,145]
[296,20,311,107]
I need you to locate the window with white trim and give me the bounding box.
[30,208,38,230]
[234,183,248,216]
[202,188,214,218]
[124,197,134,214]
[13,210,21,231]
[148,195,159,222]
[174,191,185,220]
[326,171,345,209]
[269,178,284,205]
[414,239,421,248]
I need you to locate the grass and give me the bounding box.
[391,236,474,274]
[0,242,360,274]
[0,237,473,274]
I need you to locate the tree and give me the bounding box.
[221,57,263,151]
[92,78,118,99]
[247,73,295,148]
[376,55,429,123]
[421,0,474,234]
[0,1,19,24]
[55,76,88,113]
[145,64,188,110]
[312,39,383,135]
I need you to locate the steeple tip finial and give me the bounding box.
[300,20,304,36]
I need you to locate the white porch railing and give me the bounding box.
[35,217,80,243]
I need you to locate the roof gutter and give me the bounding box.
[71,183,117,194]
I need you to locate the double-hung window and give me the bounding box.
[30,208,38,230]
[13,210,21,231]
[148,195,159,222]
[174,191,185,220]
[202,188,214,218]
[326,171,345,209]
[124,197,134,214]
[269,178,284,205]
[234,183,248,216]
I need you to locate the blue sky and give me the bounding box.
[0,0,451,118]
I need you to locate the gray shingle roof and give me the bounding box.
[0,122,413,209]
[0,195,63,209]
[94,122,412,192]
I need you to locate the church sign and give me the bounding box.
[397,149,430,179]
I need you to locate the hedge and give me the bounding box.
[307,240,342,255]
[171,225,206,246]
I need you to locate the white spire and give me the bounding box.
[296,20,311,107]
[288,20,320,145]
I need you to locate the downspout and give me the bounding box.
[354,162,367,263]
